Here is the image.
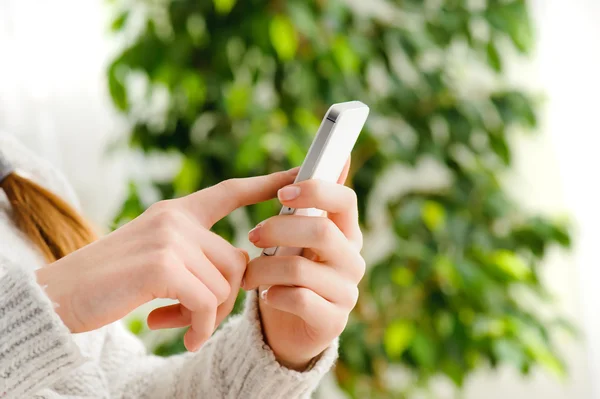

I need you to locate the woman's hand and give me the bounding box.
[243,162,365,370]
[36,169,298,352]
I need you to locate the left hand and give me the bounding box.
[243,161,365,370]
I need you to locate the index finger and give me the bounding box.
[181,168,299,228]
[277,179,362,249]
[337,156,351,185]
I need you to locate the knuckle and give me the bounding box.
[160,226,180,248]
[314,218,337,242]
[216,281,231,304]
[355,255,367,280]
[216,178,239,195]
[302,179,320,193]
[305,180,326,203]
[348,187,358,206]
[293,289,312,313]
[356,232,364,251]
[151,249,176,275]
[194,322,213,343]
[285,257,307,285]
[148,200,172,216]
[230,250,248,278]
[204,291,219,310]
[150,203,180,229]
[197,290,218,316]
[331,315,349,336]
[349,285,360,308]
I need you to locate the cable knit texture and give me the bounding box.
[0,134,338,398]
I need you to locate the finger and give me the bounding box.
[183,248,231,305]
[147,303,191,330]
[202,230,248,281]
[170,222,232,305]
[337,156,351,185]
[249,216,365,281]
[199,233,248,325]
[276,179,361,248]
[212,248,247,327]
[182,168,299,228]
[172,268,217,351]
[244,255,358,307]
[261,286,345,332]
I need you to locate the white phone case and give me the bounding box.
[262,101,370,257]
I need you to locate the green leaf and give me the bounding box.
[491,91,537,127]
[237,129,267,171]
[410,333,436,370]
[340,324,373,374]
[224,83,251,118]
[522,329,566,377]
[186,15,207,44]
[111,12,129,32]
[493,339,526,369]
[107,64,128,112]
[180,72,206,110]
[174,156,202,195]
[332,37,360,75]
[421,200,446,232]
[490,250,531,280]
[486,41,502,72]
[441,359,465,386]
[391,266,414,287]
[384,320,416,359]
[269,15,298,60]
[486,0,534,53]
[153,332,187,357]
[113,182,145,227]
[550,222,572,247]
[434,255,460,293]
[288,2,319,40]
[293,108,321,133]
[127,318,144,335]
[213,0,236,14]
[489,133,511,164]
[434,312,455,337]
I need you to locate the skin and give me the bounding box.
[36,160,364,371]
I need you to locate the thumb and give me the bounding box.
[182,168,299,228]
[337,156,351,185]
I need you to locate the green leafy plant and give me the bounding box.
[107,0,572,397]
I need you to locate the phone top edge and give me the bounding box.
[326,101,369,123]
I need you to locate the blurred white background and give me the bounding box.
[1,1,599,398]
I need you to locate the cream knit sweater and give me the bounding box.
[0,135,337,398]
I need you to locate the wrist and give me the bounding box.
[257,297,315,371]
[35,264,74,331]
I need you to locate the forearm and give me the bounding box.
[0,259,83,398]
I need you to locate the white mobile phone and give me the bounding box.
[262,100,370,257]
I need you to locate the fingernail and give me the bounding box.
[288,166,300,176]
[240,249,250,263]
[278,185,301,201]
[260,287,270,302]
[185,332,200,352]
[248,223,263,243]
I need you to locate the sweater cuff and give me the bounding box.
[0,260,84,398]
[214,290,338,398]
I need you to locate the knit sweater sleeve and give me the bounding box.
[0,255,337,398]
[0,257,85,399]
[100,290,338,398]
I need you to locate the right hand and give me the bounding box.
[36,168,298,351]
